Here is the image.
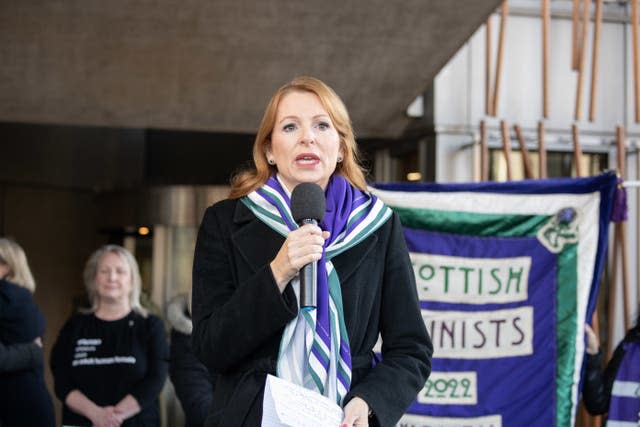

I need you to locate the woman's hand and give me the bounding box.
[88,405,122,427]
[66,390,121,427]
[341,396,370,427]
[270,223,329,291]
[113,394,141,421]
[585,323,600,355]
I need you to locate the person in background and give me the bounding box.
[192,76,432,427]
[0,237,55,427]
[51,244,169,427]
[167,291,215,427]
[582,315,640,424]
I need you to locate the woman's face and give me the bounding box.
[266,90,343,192]
[95,252,132,306]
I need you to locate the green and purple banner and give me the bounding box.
[371,172,618,427]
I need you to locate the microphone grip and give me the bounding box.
[300,260,317,310]
[299,218,318,310]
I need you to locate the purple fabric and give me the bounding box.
[611,178,628,223]
[611,178,628,222]
[607,341,640,423]
[322,176,370,243]
[316,176,369,370]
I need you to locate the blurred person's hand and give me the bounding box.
[585,324,600,355]
[89,406,121,427]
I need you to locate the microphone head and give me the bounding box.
[290,182,326,223]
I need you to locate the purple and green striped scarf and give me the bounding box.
[242,174,391,404]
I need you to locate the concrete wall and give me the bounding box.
[0,0,501,139]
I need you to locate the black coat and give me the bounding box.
[167,294,215,427]
[582,321,640,415]
[0,279,55,427]
[192,197,432,427]
[0,341,43,373]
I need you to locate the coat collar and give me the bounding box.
[230,199,379,284]
[231,200,285,274]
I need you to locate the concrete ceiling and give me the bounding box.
[0,0,501,139]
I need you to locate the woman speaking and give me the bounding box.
[192,76,432,427]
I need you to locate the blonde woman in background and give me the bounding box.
[51,244,169,427]
[0,237,55,427]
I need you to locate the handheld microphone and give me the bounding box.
[290,182,326,310]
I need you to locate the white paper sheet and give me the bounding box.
[261,374,344,427]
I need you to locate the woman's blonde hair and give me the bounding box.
[82,245,147,317]
[0,238,36,293]
[229,76,368,198]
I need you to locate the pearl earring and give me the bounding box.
[337,156,343,163]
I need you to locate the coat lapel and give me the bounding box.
[231,201,284,273]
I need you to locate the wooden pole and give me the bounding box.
[632,0,640,122]
[608,126,630,358]
[591,311,603,427]
[589,0,603,122]
[618,126,626,177]
[480,120,489,181]
[500,120,513,180]
[514,124,534,179]
[572,124,583,177]
[542,0,550,118]
[619,222,631,332]
[486,18,494,116]
[607,225,620,358]
[572,0,581,70]
[492,1,509,117]
[616,126,631,331]
[575,0,591,121]
[538,121,547,178]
